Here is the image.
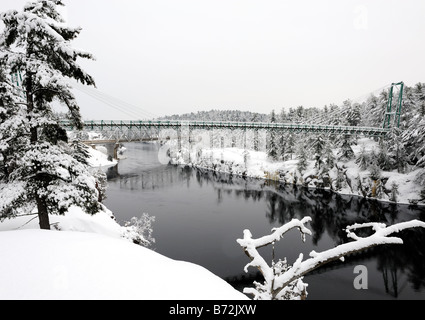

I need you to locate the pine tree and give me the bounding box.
[285,133,295,160]
[93,168,108,203]
[0,0,102,229]
[369,162,381,181]
[338,136,355,161]
[355,145,369,170]
[267,110,278,161]
[377,138,391,171]
[323,142,335,169]
[297,146,308,174]
[312,135,326,170]
[387,128,408,173]
[346,101,361,127]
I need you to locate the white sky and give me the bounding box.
[1,0,425,120]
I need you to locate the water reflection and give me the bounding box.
[105,143,425,299]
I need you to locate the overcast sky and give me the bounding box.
[1,0,425,120]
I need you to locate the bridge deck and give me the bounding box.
[62,120,389,137]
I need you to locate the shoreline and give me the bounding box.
[169,146,425,208]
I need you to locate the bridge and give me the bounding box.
[61,82,404,157]
[63,119,390,137]
[62,120,390,157]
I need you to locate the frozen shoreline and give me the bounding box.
[169,138,425,207]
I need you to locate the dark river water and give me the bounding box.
[103,142,425,300]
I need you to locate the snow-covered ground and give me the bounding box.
[0,147,248,300]
[0,227,247,300]
[86,145,118,168]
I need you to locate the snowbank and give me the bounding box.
[0,229,248,300]
[86,145,118,168]
[0,206,248,300]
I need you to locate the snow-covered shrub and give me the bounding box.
[389,182,400,203]
[122,213,156,247]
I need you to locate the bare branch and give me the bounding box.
[237,217,425,300]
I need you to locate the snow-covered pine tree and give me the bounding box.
[355,145,369,170]
[312,134,326,170]
[346,101,361,127]
[363,94,381,127]
[387,127,408,173]
[285,132,295,160]
[377,138,391,171]
[0,65,32,220]
[413,83,425,117]
[0,68,27,180]
[92,168,108,203]
[297,146,308,174]
[323,141,335,169]
[267,110,278,161]
[338,136,355,161]
[0,0,102,229]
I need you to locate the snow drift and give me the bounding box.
[0,229,248,300]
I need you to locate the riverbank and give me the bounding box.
[169,137,425,206]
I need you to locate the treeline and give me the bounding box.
[266,83,424,168]
[267,83,424,202]
[159,109,269,123]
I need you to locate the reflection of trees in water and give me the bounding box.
[199,169,425,298]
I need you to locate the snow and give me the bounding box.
[0,228,248,300]
[86,145,118,168]
[0,144,247,300]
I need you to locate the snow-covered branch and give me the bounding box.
[237,217,425,300]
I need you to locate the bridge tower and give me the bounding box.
[383,82,404,129]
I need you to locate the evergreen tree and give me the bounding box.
[267,110,278,161]
[377,138,391,171]
[278,134,285,161]
[338,136,355,161]
[312,135,326,170]
[369,162,381,181]
[387,128,408,173]
[285,133,295,160]
[297,146,308,174]
[355,145,369,170]
[0,0,102,229]
[93,168,108,203]
[323,142,335,169]
[346,101,361,127]
[364,94,381,127]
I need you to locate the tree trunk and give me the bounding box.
[37,194,50,230]
[27,69,51,230]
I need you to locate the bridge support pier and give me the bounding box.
[113,143,120,160]
[102,142,120,161]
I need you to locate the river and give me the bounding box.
[103,142,425,300]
